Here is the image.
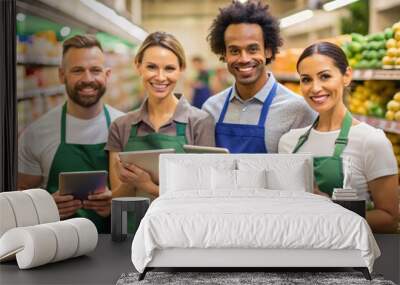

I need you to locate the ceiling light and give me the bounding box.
[80,0,147,42]
[16,13,26,22]
[323,0,359,12]
[280,10,314,29]
[60,26,71,37]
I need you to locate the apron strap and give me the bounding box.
[217,82,278,126]
[129,125,138,137]
[257,83,277,127]
[292,111,353,156]
[175,122,186,136]
[129,122,186,138]
[217,88,233,124]
[104,105,111,128]
[333,111,352,157]
[292,119,319,153]
[61,103,111,143]
[61,103,68,144]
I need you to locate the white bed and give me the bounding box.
[131,154,380,280]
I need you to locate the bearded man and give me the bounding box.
[18,34,124,233]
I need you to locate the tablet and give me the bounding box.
[118,149,176,184]
[183,145,230,154]
[59,171,108,200]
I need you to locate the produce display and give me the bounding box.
[386,133,400,185]
[342,21,400,70]
[348,81,397,117]
[382,21,400,69]
[385,91,400,121]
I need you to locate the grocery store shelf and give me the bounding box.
[352,69,400,81]
[17,85,65,101]
[275,70,400,82]
[17,54,60,66]
[375,0,400,12]
[275,73,300,82]
[353,114,400,134]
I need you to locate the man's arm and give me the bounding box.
[17,173,43,190]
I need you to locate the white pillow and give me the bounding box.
[212,168,237,190]
[167,163,211,191]
[266,166,307,191]
[237,157,308,192]
[236,169,267,189]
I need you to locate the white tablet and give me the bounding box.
[118,149,176,184]
[183,145,230,154]
[59,171,108,200]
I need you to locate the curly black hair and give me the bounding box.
[207,0,282,65]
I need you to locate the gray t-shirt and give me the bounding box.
[202,73,316,153]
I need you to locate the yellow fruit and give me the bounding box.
[395,31,400,41]
[386,38,397,49]
[397,48,400,57]
[356,106,368,115]
[394,92,400,102]
[387,48,398,57]
[349,105,357,113]
[382,56,395,65]
[395,111,400,121]
[395,58,400,65]
[387,100,400,111]
[397,41,400,48]
[393,22,400,31]
[351,98,362,108]
[386,110,395,120]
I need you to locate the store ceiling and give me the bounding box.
[141,0,308,20]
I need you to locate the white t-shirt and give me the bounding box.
[279,122,398,201]
[18,104,125,188]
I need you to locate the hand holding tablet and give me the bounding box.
[118,149,176,184]
[59,171,108,201]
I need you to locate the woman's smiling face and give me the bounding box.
[137,46,182,100]
[298,53,351,114]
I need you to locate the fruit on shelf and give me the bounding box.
[387,100,400,112]
[385,92,400,121]
[382,21,400,69]
[385,28,394,40]
[349,81,397,118]
[386,38,396,49]
[342,31,388,70]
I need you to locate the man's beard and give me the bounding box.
[65,80,106,108]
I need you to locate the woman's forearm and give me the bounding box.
[112,183,136,198]
[367,208,398,233]
[137,181,159,197]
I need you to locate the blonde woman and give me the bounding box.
[106,32,215,199]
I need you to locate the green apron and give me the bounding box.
[46,103,111,233]
[292,111,352,197]
[124,122,187,153]
[123,121,188,232]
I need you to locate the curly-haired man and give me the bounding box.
[202,0,316,153]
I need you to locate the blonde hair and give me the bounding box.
[135,32,186,69]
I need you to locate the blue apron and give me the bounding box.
[215,83,277,153]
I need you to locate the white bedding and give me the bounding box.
[131,190,380,273]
